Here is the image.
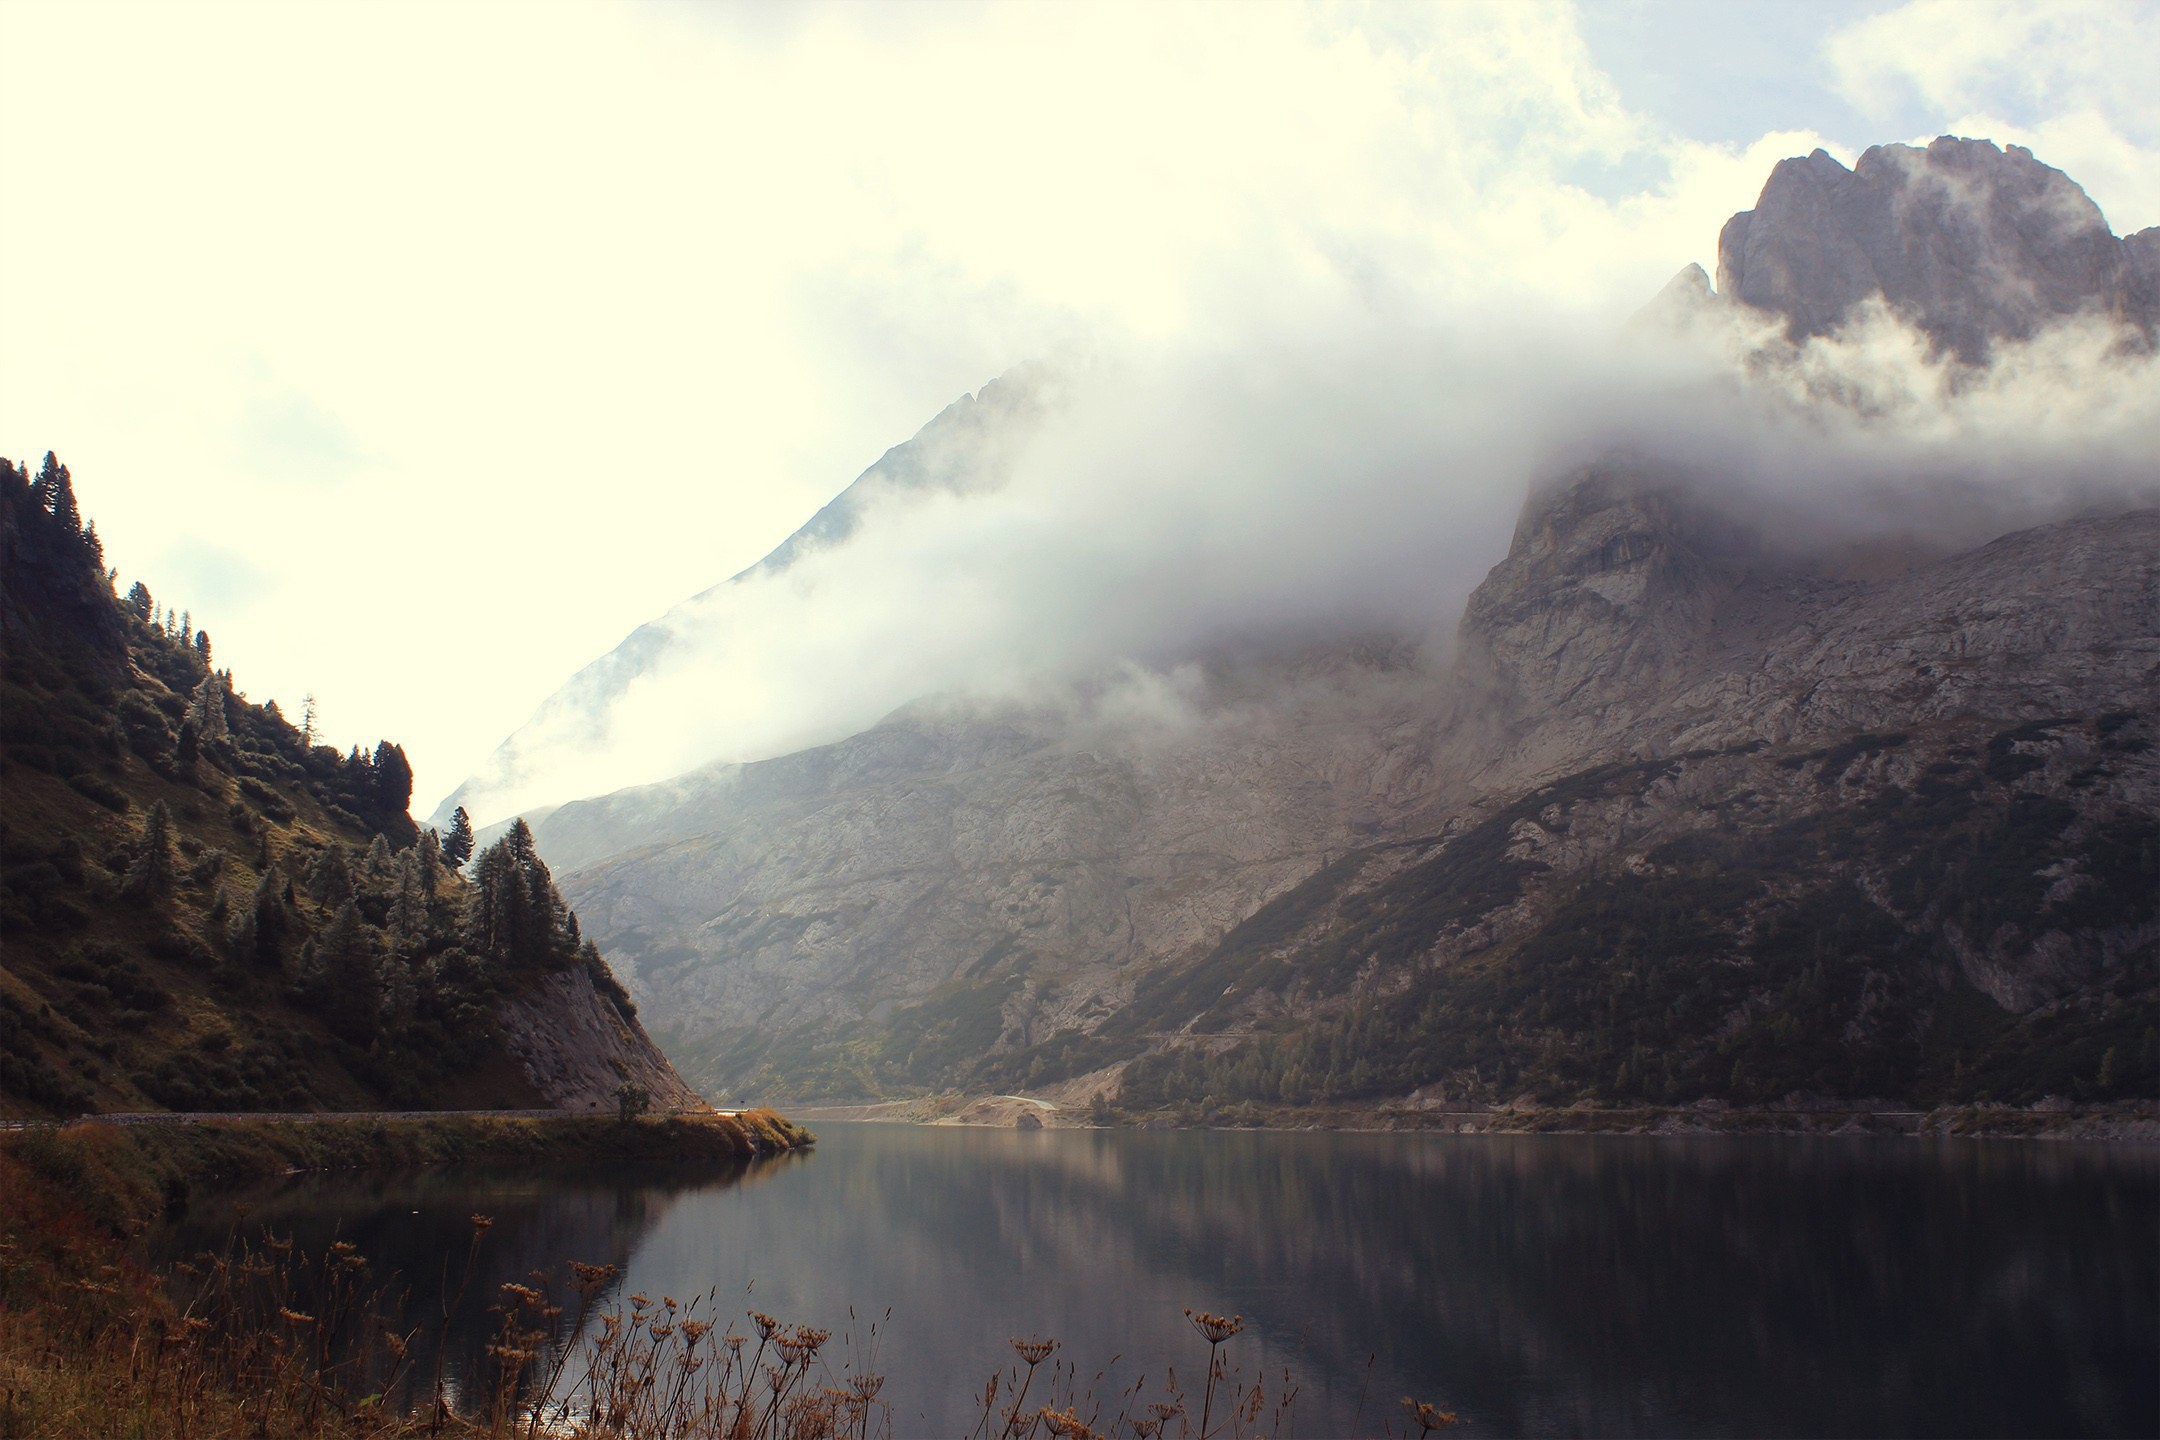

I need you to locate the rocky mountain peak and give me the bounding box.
[1716,136,2155,360]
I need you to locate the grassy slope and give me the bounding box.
[0,466,644,1120]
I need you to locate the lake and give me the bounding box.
[151,1123,2158,1437]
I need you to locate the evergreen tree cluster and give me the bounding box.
[2,453,652,1116]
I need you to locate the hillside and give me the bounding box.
[0,456,700,1118]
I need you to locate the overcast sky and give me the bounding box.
[3,0,2154,816]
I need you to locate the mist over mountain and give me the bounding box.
[443,137,2158,838]
[456,138,2155,1111]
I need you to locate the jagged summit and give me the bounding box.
[1715,136,2158,360]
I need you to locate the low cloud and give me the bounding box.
[460,293,2160,822]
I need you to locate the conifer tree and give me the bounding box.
[379,954,418,1029]
[123,800,176,900]
[320,899,379,1040]
[186,674,229,743]
[371,742,413,819]
[386,851,428,950]
[300,693,318,748]
[175,718,202,775]
[247,866,288,966]
[33,452,81,536]
[442,806,475,868]
[306,845,354,906]
[469,818,571,972]
[127,581,153,621]
[416,829,443,895]
[194,629,212,666]
[364,832,393,880]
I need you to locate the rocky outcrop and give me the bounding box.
[1715,138,2158,360]
[492,966,707,1112]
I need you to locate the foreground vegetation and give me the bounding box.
[0,1116,1407,1439]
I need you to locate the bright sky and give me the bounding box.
[2,0,2154,815]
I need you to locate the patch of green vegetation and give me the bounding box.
[1116,727,2159,1112]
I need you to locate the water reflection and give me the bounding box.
[151,1130,2156,1437]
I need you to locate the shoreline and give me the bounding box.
[0,1108,815,1240]
[783,1095,2160,1142]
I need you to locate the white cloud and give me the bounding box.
[1825,0,2160,228]
[0,0,2145,817]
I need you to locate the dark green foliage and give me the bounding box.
[306,844,354,905]
[1110,731,2159,1112]
[122,801,176,901]
[442,806,475,868]
[469,819,577,973]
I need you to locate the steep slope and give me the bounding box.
[433,369,1050,830]
[526,136,2158,1108]
[0,458,701,1118]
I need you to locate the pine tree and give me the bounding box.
[442,806,475,868]
[186,674,229,743]
[247,866,288,966]
[416,829,443,895]
[372,742,413,820]
[306,846,354,906]
[321,900,379,1041]
[123,801,176,900]
[386,851,428,950]
[378,955,418,1030]
[126,581,154,621]
[33,452,81,535]
[364,833,393,880]
[300,693,318,748]
[469,818,572,972]
[175,718,202,774]
[194,629,212,666]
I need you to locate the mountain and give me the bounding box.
[483,138,2155,1110]
[431,369,1051,831]
[1716,136,2159,360]
[0,459,701,1118]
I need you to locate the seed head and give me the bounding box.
[1184,1309,1244,1345]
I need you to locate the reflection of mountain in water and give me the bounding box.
[150,1133,2157,1436]
[616,1128,2155,1437]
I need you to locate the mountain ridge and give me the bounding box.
[470,135,2156,1110]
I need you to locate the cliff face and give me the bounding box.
[1716,138,2158,360]
[508,137,2159,1108]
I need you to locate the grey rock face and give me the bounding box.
[485,136,2159,1106]
[1716,137,2155,360]
[491,966,706,1112]
[551,472,2157,1100]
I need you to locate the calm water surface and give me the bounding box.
[153,1125,2158,1437]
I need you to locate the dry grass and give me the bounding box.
[0,1118,1457,1439]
